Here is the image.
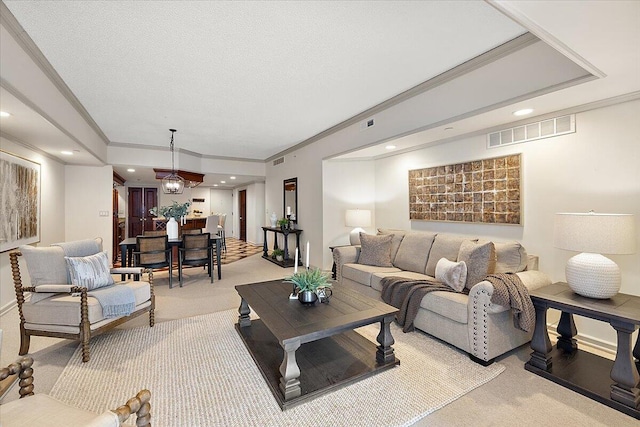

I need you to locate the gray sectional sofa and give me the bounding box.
[333,229,551,364]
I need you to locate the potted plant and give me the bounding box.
[277,218,289,230]
[271,248,285,262]
[285,268,332,304]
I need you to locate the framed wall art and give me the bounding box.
[409,154,521,225]
[0,151,41,252]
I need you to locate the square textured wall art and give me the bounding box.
[409,154,521,225]
[0,151,41,252]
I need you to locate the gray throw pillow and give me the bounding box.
[377,228,407,263]
[65,251,115,290]
[357,233,393,267]
[493,241,528,273]
[425,234,469,276]
[19,245,69,286]
[457,240,496,290]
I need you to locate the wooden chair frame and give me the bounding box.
[9,251,155,363]
[0,357,151,426]
[133,235,174,288]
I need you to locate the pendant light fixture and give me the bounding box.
[161,129,185,194]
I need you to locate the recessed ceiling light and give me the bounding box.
[127,168,135,172]
[385,145,396,150]
[61,151,73,155]
[513,108,533,116]
[220,181,226,184]
[0,111,11,117]
[230,176,236,180]
[213,184,219,187]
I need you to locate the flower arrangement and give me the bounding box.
[149,201,191,221]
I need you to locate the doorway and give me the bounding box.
[128,187,158,237]
[239,189,247,241]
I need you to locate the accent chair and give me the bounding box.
[10,238,155,363]
[0,356,151,427]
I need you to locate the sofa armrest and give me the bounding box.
[110,267,144,275]
[469,270,551,315]
[333,246,360,282]
[31,284,74,293]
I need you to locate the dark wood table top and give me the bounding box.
[235,279,398,345]
[530,282,640,324]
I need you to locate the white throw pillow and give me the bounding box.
[65,251,114,290]
[435,257,467,292]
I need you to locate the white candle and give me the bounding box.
[294,247,298,273]
[287,206,291,216]
[306,241,310,268]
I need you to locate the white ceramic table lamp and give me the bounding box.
[345,209,372,245]
[554,212,636,299]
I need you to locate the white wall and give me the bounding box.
[64,165,114,259]
[209,188,233,236]
[322,160,376,267]
[0,138,66,311]
[371,99,640,347]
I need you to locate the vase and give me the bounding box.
[166,217,179,239]
[276,255,284,262]
[298,290,317,304]
[270,212,278,228]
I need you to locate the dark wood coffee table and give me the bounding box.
[235,279,400,410]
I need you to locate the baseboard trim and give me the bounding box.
[0,299,17,317]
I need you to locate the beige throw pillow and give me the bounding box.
[357,233,393,267]
[457,240,496,290]
[435,258,467,292]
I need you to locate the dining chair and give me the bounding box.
[218,214,227,253]
[178,233,214,286]
[134,235,174,288]
[143,230,166,236]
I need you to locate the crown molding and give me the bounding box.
[1,2,111,146]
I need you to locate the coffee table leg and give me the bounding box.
[376,315,396,364]
[238,298,251,327]
[279,339,301,400]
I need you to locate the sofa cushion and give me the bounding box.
[420,291,469,324]
[65,252,115,290]
[22,280,150,327]
[342,263,401,287]
[19,245,69,286]
[377,228,407,263]
[425,234,470,276]
[393,232,436,273]
[370,270,434,292]
[435,258,467,292]
[457,240,496,289]
[0,394,107,427]
[494,241,529,273]
[357,233,393,267]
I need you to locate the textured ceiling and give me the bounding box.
[3,0,525,160]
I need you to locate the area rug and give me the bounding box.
[49,310,504,427]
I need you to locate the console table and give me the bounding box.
[525,282,640,419]
[261,226,302,268]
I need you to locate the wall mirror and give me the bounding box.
[284,177,298,223]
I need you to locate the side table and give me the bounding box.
[525,282,640,419]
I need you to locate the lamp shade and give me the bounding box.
[553,213,636,254]
[345,209,372,228]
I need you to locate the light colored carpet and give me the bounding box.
[49,309,505,427]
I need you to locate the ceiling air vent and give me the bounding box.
[273,156,285,166]
[487,114,575,148]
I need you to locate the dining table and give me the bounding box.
[118,235,222,281]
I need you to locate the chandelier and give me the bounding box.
[161,129,185,194]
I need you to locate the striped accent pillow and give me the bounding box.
[65,251,114,290]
